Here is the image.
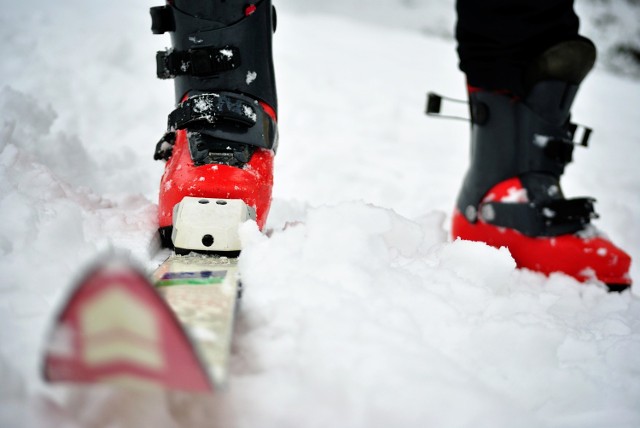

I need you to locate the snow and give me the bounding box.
[535,134,551,147]
[1,1,640,427]
[246,71,258,85]
[242,105,257,122]
[220,49,234,59]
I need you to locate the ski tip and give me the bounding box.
[42,257,215,394]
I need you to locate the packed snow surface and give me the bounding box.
[1,1,639,427]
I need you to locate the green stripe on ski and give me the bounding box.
[155,277,225,287]
[154,269,228,288]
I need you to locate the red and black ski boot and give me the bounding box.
[150,0,278,246]
[451,39,632,290]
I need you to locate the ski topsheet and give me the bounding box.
[42,254,240,393]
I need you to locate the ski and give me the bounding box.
[42,197,250,393]
[152,252,241,388]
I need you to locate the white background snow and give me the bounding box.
[1,0,640,427]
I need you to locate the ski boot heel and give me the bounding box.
[150,0,278,247]
[452,38,632,289]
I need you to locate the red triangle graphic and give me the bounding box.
[43,260,214,393]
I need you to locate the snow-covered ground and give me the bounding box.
[1,1,639,427]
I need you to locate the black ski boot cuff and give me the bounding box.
[150,0,278,113]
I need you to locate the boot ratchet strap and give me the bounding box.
[157,92,276,154]
[168,93,257,131]
[480,197,598,237]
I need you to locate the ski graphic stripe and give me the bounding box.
[156,270,227,287]
[42,260,215,393]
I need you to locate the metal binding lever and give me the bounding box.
[425,92,471,121]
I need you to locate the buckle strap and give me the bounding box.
[155,92,277,158]
[479,198,598,237]
[168,93,258,131]
[156,46,241,79]
[535,122,592,166]
[544,197,598,224]
[150,6,175,34]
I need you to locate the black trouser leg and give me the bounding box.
[455,0,580,96]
